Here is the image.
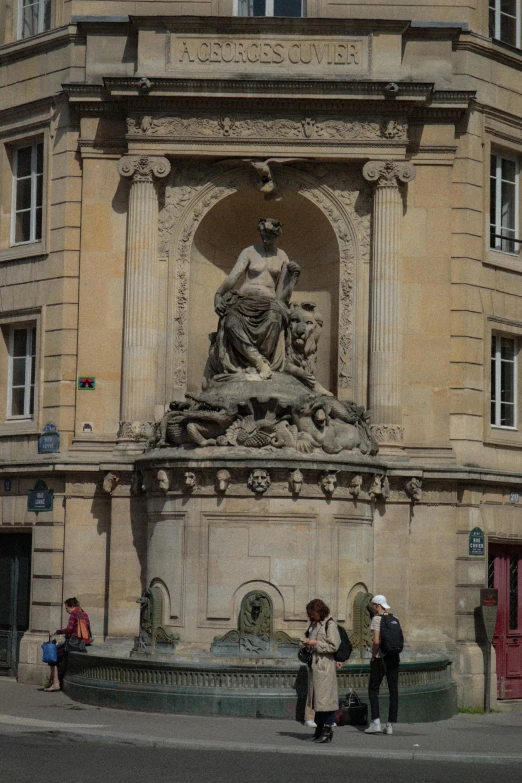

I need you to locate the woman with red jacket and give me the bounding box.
[44,597,92,692]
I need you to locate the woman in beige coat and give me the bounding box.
[302,598,341,744]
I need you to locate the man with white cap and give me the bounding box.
[364,594,400,735]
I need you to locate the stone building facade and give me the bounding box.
[1,0,522,712]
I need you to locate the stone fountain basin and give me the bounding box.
[63,652,456,722]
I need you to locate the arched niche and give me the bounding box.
[187,186,339,393]
[162,161,370,404]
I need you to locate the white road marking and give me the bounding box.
[0,715,106,729]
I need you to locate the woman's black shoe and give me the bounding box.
[315,725,333,744]
[311,725,322,741]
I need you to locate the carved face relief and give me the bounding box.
[102,472,119,495]
[349,474,363,497]
[157,470,170,492]
[216,469,231,494]
[405,477,422,502]
[320,471,337,496]
[184,471,197,490]
[287,301,323,372]
[258,218,282,244]
[289,469,304,495]
[370,473,390,500]
[248,469,271,495]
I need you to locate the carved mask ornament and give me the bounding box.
[157,469,170,492]
[216,469,231,494]
[184,471,197,491]
[248,469,271,495]
[320,470,338,496]
[288,469,304,495]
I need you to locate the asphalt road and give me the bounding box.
[1,734,521,783]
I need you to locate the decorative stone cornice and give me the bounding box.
[117,155,171,183]
[363,159,416,188]
[126,113,408,142]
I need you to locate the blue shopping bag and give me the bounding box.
[41,636,58,664]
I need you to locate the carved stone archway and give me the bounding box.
[159,161,371,403]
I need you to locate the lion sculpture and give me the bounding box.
[284,301,331,396]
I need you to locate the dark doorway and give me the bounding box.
[488,543,522,699]
[0,532,32,676]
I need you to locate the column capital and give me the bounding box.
[117,155,171,183]
[363,159,416,188]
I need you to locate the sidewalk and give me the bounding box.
[1,678,521,765]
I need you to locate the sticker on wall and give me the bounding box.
[38,423,60,454]
[3,479,11,492]
[81,422,94,434]
[510,490,520,503]
[469,527,485,557]
[78,377,96,390]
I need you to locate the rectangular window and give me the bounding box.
[7,325,36,419]
[237,0,304,16]
[11,141,43,245]
[490,153,519,254]
[489,0,519,46]
[491,334,517,428]
[20,0,51,38]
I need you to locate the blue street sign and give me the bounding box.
[469,527,485,556]
[28,480,53,512]
[38,423,60,454]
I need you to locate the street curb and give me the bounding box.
[1,724,521,765]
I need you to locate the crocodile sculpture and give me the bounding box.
[157,394,238,447]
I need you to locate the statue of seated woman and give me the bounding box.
[207,218,300,380]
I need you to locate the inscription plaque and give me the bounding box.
[167,33,370,77]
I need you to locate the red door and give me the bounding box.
[489,545,522,699]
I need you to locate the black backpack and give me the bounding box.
[326,619,353,662]
[379,613,404,655]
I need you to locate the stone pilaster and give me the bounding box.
[363,160,415,448]
[117,155,171,437]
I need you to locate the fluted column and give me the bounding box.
[117,155,171,436]
[363,160,415,446]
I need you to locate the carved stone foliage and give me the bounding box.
[118,420,156,441]
[160,161,371,393]
[370,424,404,444]
[210,590,300,658]
[127,114,407,142]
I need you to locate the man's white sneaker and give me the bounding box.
[365,723,383,734]
[383,725,393,735]
[304,720,317,728]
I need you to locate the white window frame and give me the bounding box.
[235,0,305,16]
[491,334,518,430]
[489,0,521,46]
[10,140,43,246]
[18,0,51,39]
[6,323,37,420]
[490,151,520,256]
